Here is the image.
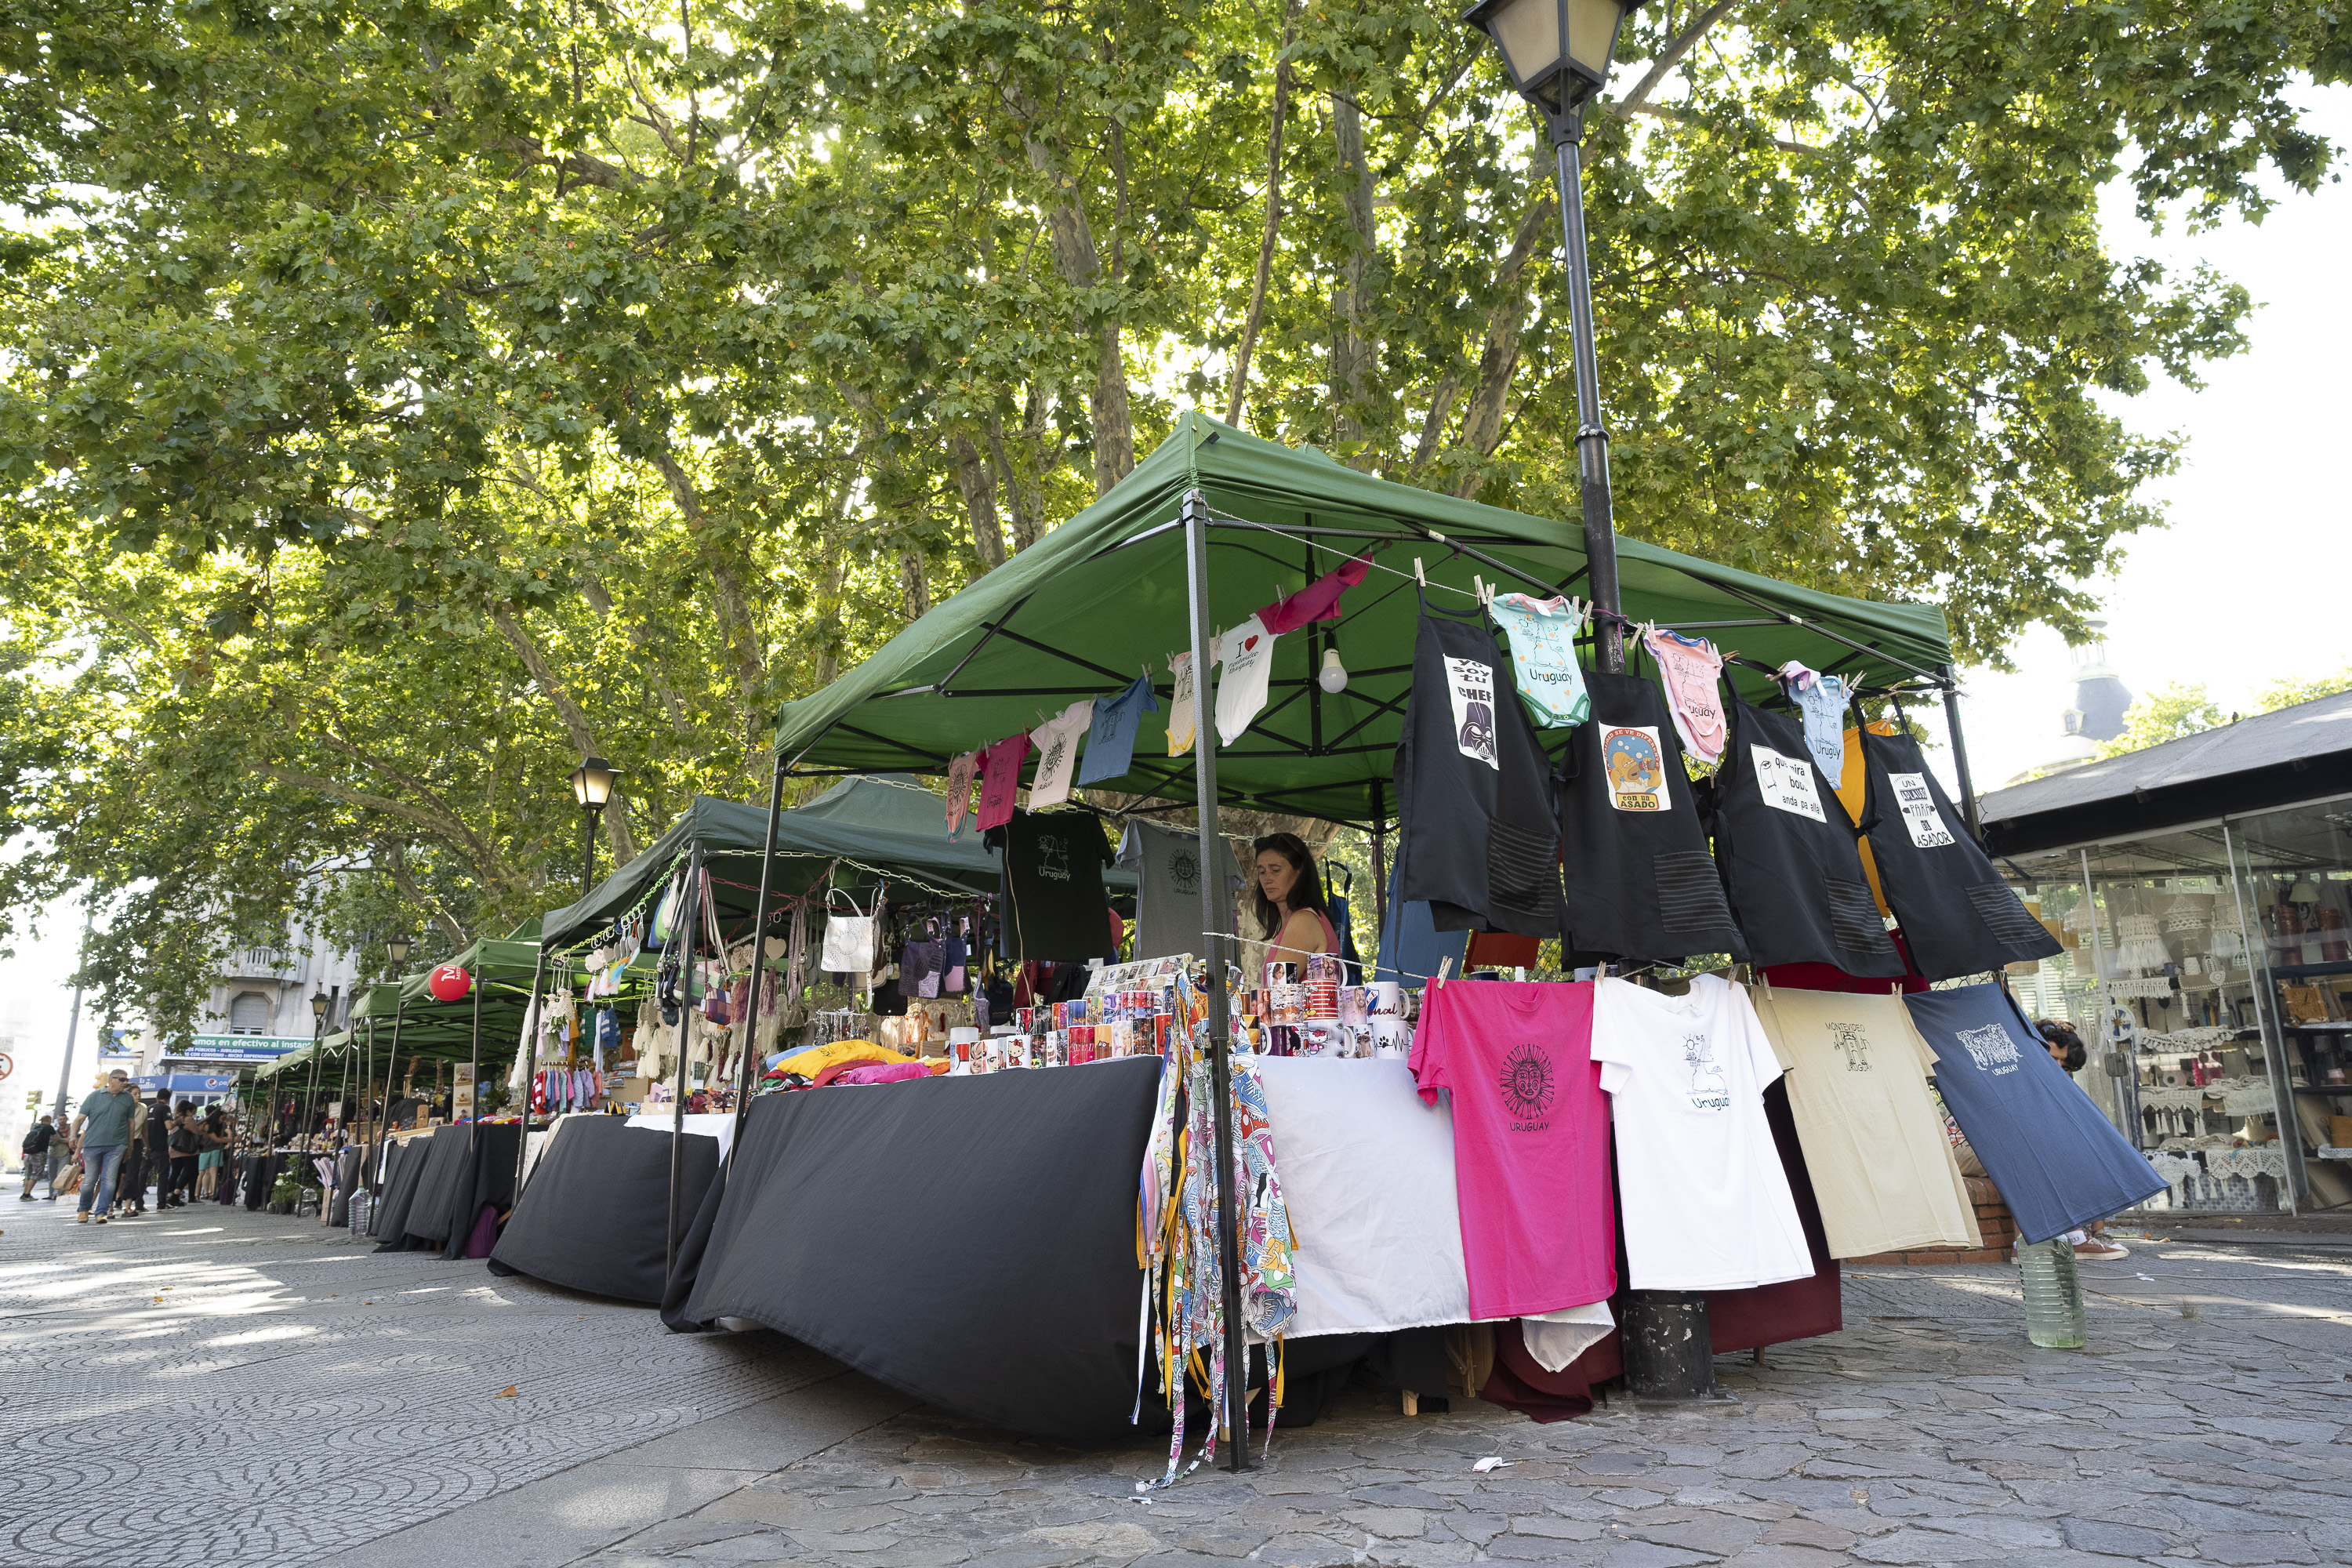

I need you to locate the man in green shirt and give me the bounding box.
[71,1069,140,1225]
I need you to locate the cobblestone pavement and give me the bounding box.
[5,1196,2349,1568]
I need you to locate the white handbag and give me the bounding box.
[818,887,877,975]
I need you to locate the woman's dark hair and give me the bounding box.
[1249,832,1329,936]
[175,1098,194,1116]
[2036,1019,2088,1074]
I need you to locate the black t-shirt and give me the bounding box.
[985,810,1116,963]
[146,1105,172,1149]
[22,1123,53,1155]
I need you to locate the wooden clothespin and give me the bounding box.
[1414,557,1427,588]
[1434,956,1452,989]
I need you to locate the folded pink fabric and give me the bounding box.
[836,1062,934,1086]
[1258,554,1374,634]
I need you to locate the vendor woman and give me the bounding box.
[1251,833,1341,968]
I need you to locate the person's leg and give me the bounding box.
[152,1150,172,1207]
[78,1145,122,1219]
[172,1156,197,1205]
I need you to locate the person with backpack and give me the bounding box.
[18,1115,56,1200]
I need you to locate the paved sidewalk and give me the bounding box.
[3,1196,2347,1567]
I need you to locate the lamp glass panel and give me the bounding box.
[1488,0,1565,89]
[1565,0,1625,80]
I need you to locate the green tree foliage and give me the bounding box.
[0,0,2343,1031]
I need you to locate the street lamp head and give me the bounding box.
[386,935,412,967]
[310,989,330,1022]
[1462,0,1643,136]
[571,756,620,811]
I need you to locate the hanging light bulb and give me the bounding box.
[1318,646,1348,694]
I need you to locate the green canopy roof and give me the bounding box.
[253,929,548,1080]
[775,412,1955,823]
[536,776,1135,952]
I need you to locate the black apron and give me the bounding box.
[1711,698,1904,975]
[1392,604,1567,938]
[1857,725,2061,980]
[1558,667,1746,964]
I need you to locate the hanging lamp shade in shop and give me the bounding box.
[428,964,473,1002]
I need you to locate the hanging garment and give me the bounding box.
[1711,699,1904,976]
[1165,651,1198,756]
[1752,985,1982,1258]
[985,809,1117,962]
[1463,930,1541,970]
[1372,852,1468,986]
[1409,979,1615,1319]
[1590,975,1814,1290]
[1905,985,2165,1243]
[1392,604,1569,938]
[1488,593,1592,729]
[945,750,979,837]
[1026,700,1092,809]
[1642,628,1730,767]
[942,927,968,993]
[975,731,1032,832]
[1777,663,1849,782]
[1257,553,1374,634]
[1323,869,1366,984]
[1212,615,1276,745]
[1077,670,1158,786]
[1120,818,1207,960]
[1855,726,2061,980]
[1557,668,1745,964]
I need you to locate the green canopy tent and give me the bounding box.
[772,412,1961,824]
[535,776,1135,955]
[750,412,1966,1463]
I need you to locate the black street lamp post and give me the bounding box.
[1464,0,1730,1405]
[1461,0,1644,673]
[570,757,620,895]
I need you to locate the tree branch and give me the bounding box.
[487,601,641,863]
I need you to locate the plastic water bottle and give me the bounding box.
[2017,1236,2087,1348]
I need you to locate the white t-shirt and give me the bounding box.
[1025,700,1092,808]
[1589,975,1815,1291]
[1213,615,1277,745]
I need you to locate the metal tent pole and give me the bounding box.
[727,754,787,1175]
[1939,666,1983,844]
[1183,488,1252,1471]
[509,945,550,1207]
[361,1017,376,1192]
[668,847,705,1278]
[466,944,485,1164]
[301,1028,325,1156]
[1368,779,1388,946]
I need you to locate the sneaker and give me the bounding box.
[93,1215,107,1225]
[2073,1239,2129,1261]
[76,1212,89,1224]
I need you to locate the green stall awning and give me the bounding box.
[774,412,1954,822]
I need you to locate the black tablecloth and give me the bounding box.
[489,1118,720,1303]
[668,1059,1163,1443]
[368,1137,430,1245]
[373,1125,521,1257]
[238,1153,278,1210]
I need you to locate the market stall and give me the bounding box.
[641,413,2144,1465]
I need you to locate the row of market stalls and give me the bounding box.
[241,414,2161,1460]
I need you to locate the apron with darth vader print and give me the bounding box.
[1558,666,1746,964]
[1710,696,1905,976]
[1392,603,1569,939]
[1856,724,2061,980]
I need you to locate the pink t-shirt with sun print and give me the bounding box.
[1409,979,1616,1320]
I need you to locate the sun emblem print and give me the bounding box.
[1500,1040,1555,1128]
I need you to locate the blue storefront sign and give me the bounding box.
[133,1073,240,1094]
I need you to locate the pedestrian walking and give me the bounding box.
[166,1102,201,1209]
[115,1112,147,1217]
[18,1115,56,1200]
[196,1108,227,1200]
[71,1069,140,1225]
[143,1091,173,1208]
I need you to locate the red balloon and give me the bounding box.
[428,964,472,1002]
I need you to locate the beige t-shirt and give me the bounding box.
[1753,985,1982,1258]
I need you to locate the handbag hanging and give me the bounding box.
[818,883,879,975]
